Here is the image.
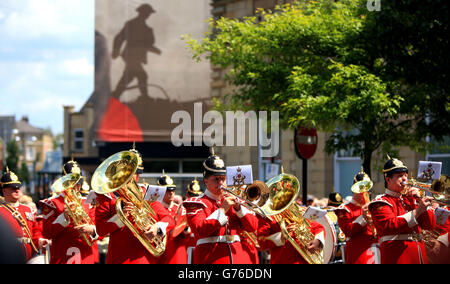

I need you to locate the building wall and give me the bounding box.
[64,103,98,159]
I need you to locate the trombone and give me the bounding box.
[220,180,271,219]
[403,175,450,206]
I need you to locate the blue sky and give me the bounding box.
[0,0,94,135]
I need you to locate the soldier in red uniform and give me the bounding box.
[0,167,47,262]
[94,148,174,264]
[427,204,450,263]
[39,159,99,264]
[183,178,203,263]
[156,172,189,264]
[368,156,436,264]
[335,169,379,264]
[183,151,260,264]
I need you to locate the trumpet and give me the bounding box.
[51,173,95,247]
[91,151,166,257]
[402,175,450,206]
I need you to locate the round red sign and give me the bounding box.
[294,126,318,160]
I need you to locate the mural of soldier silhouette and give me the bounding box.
[93,1,212,143]
[111,4,161,100]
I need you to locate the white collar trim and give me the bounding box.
[205,189,221,201]
[385,188,401,198]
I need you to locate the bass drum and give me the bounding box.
[27,255,46,264]
[315,212,338,264]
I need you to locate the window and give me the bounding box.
[334,150,362,199]
[26,146,35,161]
[427,136,450,175]
[74,129,84,152]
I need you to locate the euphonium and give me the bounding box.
[91,151,166,257]
[51,173,95,247]
[259,173,325,264]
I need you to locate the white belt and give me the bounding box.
[379,233,422,244]
[196,235,241,246]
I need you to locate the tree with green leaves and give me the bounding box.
[5,140,19,173]
[18,161,30,185]
[184,0,449,176]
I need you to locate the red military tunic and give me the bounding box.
[239,231,260,264]
[335,199,379,264]
[257,215,325,264]
[368,189,436,264]
[0,202,43,261]
[39,194,99,264]
[95,192,174,264]
[158,202,189,264]
[433,205,450,263]
[183,190,259,264]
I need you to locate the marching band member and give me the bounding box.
[426,204,450,263]
[156,172,189,264]
[39,159,99,264]
[185,178,203,199]
[0,167,47,262]
[94,148,174,264]
[437,205,450,263]
[335,169,379,264]
[182,151,260,264]
[368,156,436,264]
[256,210,325,264]
[183,178,203,264]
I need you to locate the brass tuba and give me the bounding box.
[51,173,95,247]
[91,151,166,257]
[259,173,331,264]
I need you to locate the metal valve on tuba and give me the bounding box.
[51,173,95,247]
[91,150,166,257]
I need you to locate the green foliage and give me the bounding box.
[184,0,449,175]
[5,140,19,173]
[18,161,30,184]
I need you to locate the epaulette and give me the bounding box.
[334,203,351,214]
[182,196,207,209]
[39,197,57,209]
[369,194,393,207]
